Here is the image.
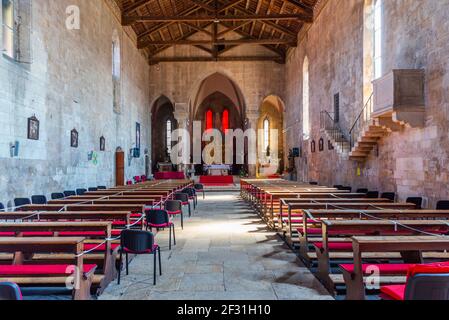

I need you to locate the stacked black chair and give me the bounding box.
[184,188,197,209]
[97,186,107,190]
[88,187,98,192]
[381,192,396,201]
[165,200,184,229]
[174,193,191,218]
[407,197,423,209]
[63,191,76,197]
[0,203,4,212]
[14,198,30,209]
[117,230,161,286]
[366,191,380,199]
[76,189,87,196]
[145,209,176,250]
[194,183,205,200]
[341,186,352,192]
[0,282,22,300]
[31,195,47,204]
[333,185,343,189]
[52,193,65,200]
[357,188,369,194]
[309,182,318,185]
[436,201,449,210]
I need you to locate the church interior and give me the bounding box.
[1,0,449,303]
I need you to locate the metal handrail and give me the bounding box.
[349,93,374,149]
[320,110,348,152]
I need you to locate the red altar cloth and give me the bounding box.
[154,172,186,180]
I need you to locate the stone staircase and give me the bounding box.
[320,111,350,159]
[348,119,390,161]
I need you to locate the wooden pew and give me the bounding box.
[342,236,449,300]
[0,237,95,300]
[298,209,449,260]
[0,222,118,294]
[316,219,449,293]
[283,202,417,247]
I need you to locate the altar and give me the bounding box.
[204,164,231,176]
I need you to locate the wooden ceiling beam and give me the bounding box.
[124,0,154,14]
[283,0,314,15]
[216,21,252,37]
[136,1,214,40]
[180,22,213,36]
[139,38,296,49]
[124,13,312,25]
[149,55,285,64]
[232,5,300,38]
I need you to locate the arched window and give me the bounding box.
[112,31,121,113]
[222,109,229,132]
[205,109,213,132]
[263,118,270,155]
[373,0,383,79]
[302,56,310,139]
[166,120,172,155]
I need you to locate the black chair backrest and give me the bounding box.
[333,185,343,189]
[341,186,352,192]
[120,230,154,253]
[165,200,182,212]
[88,187,98,192]
[405,274,449,300]
[366,191,379,199]
[357,188,368,194]
[381,192,396,201]
[0,203,4,211]
[184,188,196,197]
[52,193,65,200]
[64,191,76,197]
[407,197,423,209]
[174,193,189,202]
[14,198,30,208]
[436,201,449,210]
[194,184,204,191]
[309,182,318,185]
[97,186,107,190]
[31,195,47,205]
[0,282,22,300]
[146,209,170,226]
[76,189,87,196]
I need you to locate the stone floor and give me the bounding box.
[100,191,333,300]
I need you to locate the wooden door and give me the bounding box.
[115,151,125,186]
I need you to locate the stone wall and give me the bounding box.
[285,0,449,207]
[0,0,150,207]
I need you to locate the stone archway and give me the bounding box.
[151,95,178,173]
[256,95,285,177]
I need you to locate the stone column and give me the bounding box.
[246,111,259,178]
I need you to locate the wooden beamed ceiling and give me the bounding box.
[116,0,317,64]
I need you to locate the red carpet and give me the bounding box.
[199,175,234,185]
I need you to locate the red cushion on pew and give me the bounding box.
[297,227,322,235]
[131,214,143,218]
[84,243,120,252]
[0,264,97,276]
[380,285,405,301]
[314,242,353,251]
[0,232,15,237]
[407,261,449,279]
[297,227,371,236]
[22,232,54,237]
[59,231,106,237]
[167,210,182,215]
[112,220,143,227]
[340,264,414,275]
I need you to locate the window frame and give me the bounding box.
[2,0,15,59]
[263,117,270,155]
[373,0,383,80]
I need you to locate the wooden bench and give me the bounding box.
[0,237,96,300]
[316,219,449,293]
[341,236,449,300]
